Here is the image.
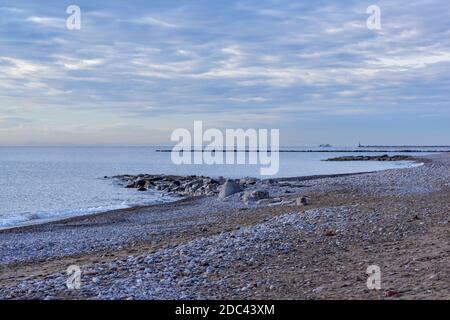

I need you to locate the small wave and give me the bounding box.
[0,195,178,230]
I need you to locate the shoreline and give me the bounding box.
[0,158,423,232]
[0,196,191,233]
[0,153,448,299]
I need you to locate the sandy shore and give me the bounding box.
[0,153,449,299]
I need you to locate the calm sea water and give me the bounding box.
[0,146,436,228]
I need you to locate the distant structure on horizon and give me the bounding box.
[319,144,332,148]
[358,143,450,148]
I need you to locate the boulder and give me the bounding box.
[218,179,242,199]
[172,180,181,187]
[135,180,147,188]
[242,190,269,204]
[239,177,255,185]
[296,196,309,206]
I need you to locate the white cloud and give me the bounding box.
[26,16,66,29]
[54,56,105,70]
[0,57,48,77]
[228,97,268,103]
[1,0,450,145]
[338,90,358,97]
[131,16,179,29]
[24,81,71,96]
[368,52,450,69]
[0,7,24,13]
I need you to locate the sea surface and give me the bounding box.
[0,146,442,228]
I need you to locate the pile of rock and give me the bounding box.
[114,174,222,197]
[326,154,412,161]
[114,174,264,198]
[114,174,310,207]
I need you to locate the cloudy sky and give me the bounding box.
[0,0,449,146]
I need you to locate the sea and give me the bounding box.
[0,146,444,229]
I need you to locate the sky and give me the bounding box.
[0,0,449,146]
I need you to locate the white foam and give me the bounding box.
[0,196,177,230]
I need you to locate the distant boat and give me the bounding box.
[319,144,332,148]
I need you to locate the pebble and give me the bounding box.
[1,154,449,299]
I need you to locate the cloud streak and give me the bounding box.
[0,0,449,145]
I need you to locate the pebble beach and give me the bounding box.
[0,153,449,300]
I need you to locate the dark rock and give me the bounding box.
[135,180,147,188]
[326,155,412,162]
[296,197,309,206]
[118,174,240,198]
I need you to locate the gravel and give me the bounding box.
[1,153,449,299]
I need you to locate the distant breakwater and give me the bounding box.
[358,145,450,148]
[156,149,449,153]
